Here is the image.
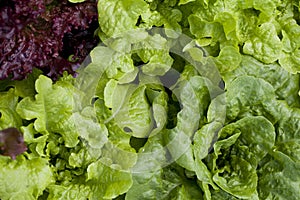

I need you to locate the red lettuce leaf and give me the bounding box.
[0,0,99,80]
[0,127,27,159]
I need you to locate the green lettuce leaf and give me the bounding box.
[165,76,212,171]
[16,75,79,147]
[0,157,53,200]
[0,89,22,130]
[178,0,195,5]
[258,150,300,200]
[188,14,224,47]
[97,0,148,37]
[133,33,174,76]
[87,160,133,199]
[125,169,178,200]
[223,55,300,107]
[109,83,153,138]
[225,75,277,121]
[243,22,282,63]
[48,183,91,200]
[126,164,203,200]
[1,0,300,199]
[204,116,275,199]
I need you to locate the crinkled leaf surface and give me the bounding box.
[0,157,53,200]
[97,0,148,37]
[16,75,78,147]
[87,160,133,199]
[0,0,300,199]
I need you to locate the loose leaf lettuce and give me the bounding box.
[0,157,53,200]
[0,89,22,130]
[87,160,133,199]
[0,0,300,199]
[16,75,78,147]
[97,0,148,37]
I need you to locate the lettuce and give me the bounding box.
[0,156,53,200]
[0,0,98,80]
[0,0,300,199]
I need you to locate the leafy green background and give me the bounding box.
[0,0,300,199]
